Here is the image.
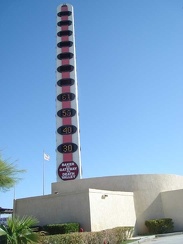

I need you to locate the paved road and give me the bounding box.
[141,234,183,244]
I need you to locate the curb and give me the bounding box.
[129,232,183,243]
[155,231,183,238]
[129,236,155,244]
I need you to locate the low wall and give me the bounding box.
[14,190,91,230]
[13,188,136,232]
[161,189,183,231]
[13,174,183,234]
[52,174,183,234]
[89,189,136,231]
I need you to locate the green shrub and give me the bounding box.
[39,226,134,244]
[43,222,80,235]
[145,218,174,234]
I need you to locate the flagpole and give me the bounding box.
[43,150,45,195]
[42,151,50,195]
[14,186,16,199]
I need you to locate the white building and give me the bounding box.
[14,174,183,234]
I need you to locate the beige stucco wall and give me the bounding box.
[89,189,136,231]
[14,190,91,230]
[52,174,183,234]
[14,188,136,232]
[161,189,183,231]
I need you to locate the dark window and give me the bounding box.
[57,30,72,37]
[57,41,73,48]
[57,52,73,60]
[57,11,72,17]
[57,20,72,27]
[57,78,75,87]
[57,65,74,73]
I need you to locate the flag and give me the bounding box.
[44,153,50,161]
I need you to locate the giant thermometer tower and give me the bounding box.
[56,4,82,181]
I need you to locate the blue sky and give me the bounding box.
[0,0,183,209]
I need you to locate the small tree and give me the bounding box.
[0,216,40,244]
[0,156,25,191]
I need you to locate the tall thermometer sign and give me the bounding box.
[56,4,82,181]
